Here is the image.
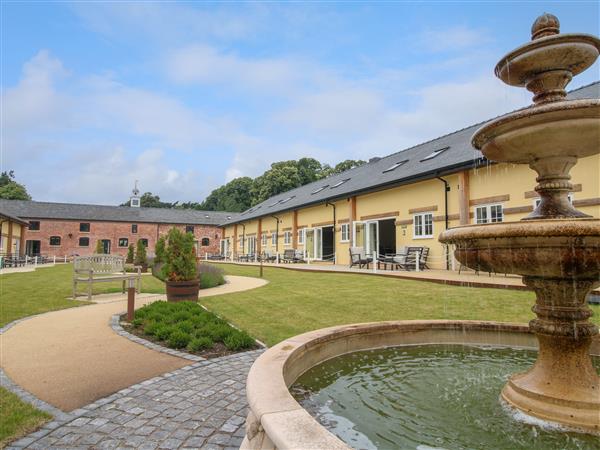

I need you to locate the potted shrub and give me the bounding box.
[134,239,148,272]
[154,236,166,264]
[126,243,135,264]
[162,228,199,302]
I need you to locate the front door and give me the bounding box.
[25,240,41,256]
[101,239,111,254]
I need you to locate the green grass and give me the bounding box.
[0,388,51,448]
[201,264,600,347]
[0,263,166,327]
[0,263,166,446]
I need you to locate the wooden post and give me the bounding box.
[257,218,262,255]
[458,170,470,225]
[7,222,13,257]
[259,258,263,278]
[127,278,136,321]
[292,211,298,249]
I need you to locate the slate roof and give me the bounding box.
[0,211,29,226]
[233,81,600,224]
[0,200,240,226]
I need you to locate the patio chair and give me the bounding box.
[349,247,372,269]
[262,251,277,263]
[418,247,430,270]
[395,247,423,271]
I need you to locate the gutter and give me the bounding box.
[436,176,450,270]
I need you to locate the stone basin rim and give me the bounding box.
[243,320,600,450]
[439,218,600,243]
[471,98,600,150]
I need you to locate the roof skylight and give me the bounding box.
[382,159,409,173]
[311,185,328,194]
[279,196,295,204]
[268,200,281,207]
[420,147,449,162]
[330,178,350,189]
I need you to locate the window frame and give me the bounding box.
[78,237,90,247]
[139,238,148,247]
[49,236,62,246]
[298,228,305,244]
[474,203,504,224]
[283,231,292,245]
[261,233,267,246]
[185,225,194,234]
[340,223,350,242]
[28,221,40,231]
[79,222,91,233]
[118,238,129,247]
[271,232,277,245]
[131,224,138,234]
[201,237,210,246]
[413,212,434,239]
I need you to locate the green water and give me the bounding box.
[290,345,600,450]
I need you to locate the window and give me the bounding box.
[186,225,194,234]
[28,221,40,231]
[534,194,573,208]
[49,236,61,246]
[131,224,138,233]
[420,147,449,162]
[340,223,350,242]
[139,238,148,247]
[382,160,409,173]
[271,232,277,245]
[201,238,210,246]
[311,185,328,194]
[131,198,140,207]
[298,229,305,244]
[475,204,503,224]
[413,213,433,238]
[79,237,89,247]
[118,238,129,247]
[261,233,267,246]
[239,238,244,250]
[268,200,281,207]
[280,196,295,204]
[79,223,90,232]
[284,231,292,245]
[330,178,350,189]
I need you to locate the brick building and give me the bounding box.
[0,199,239,258]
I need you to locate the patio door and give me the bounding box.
[220,239,228,256]
[247,236,256,255]
[305,229,314,259]
[314,228,323,260]
[101,239,111,254]
[353,221,378,258]
[26,240,41,256]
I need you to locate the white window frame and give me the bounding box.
[298,228,305,244]
[340,223,350,242]
[239,237,244,250]
[271,232,277,245]
[284,231,292,246]
[413,213,433,239]
[475,203,504,224]
[261,233,267,246]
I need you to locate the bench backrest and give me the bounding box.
[349,246,366,261]
[74,254,125,274]
[283,249,295,258]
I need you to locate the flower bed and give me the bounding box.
[122,301,258,358]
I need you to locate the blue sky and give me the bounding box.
[2,1,598,205]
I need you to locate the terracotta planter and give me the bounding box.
[165,279,200,302]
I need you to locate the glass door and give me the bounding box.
[315,228,323,260]
[366,221,379,259]
[353,222,365,248]
[305,229,314,259]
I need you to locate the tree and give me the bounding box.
[250,163,303,205]
[0,171,31,200]
[198,177,254,212]
[126,244,135,263]
[161,228,197,282]
[320,159,366,178]
[154,236,166,264]
[95,240,104,254]
[134,240,148,267]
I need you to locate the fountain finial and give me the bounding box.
[531,13,560,40]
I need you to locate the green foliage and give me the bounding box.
[126,244,135,264]
[167,330,191,349]
[223,330,256,351]
[198,263,226,288]
[198,177,254,212]
[131,318,144,328]
[121,192,175,208]
[134,240,147,266]
[0,171,31,200]
[187,336,213,352]
[154,236,166,264]
[1,387,51,447]
[95,240,104,254]
[320,159,366,178]
[131,300,256,355]
[161,228,197,282]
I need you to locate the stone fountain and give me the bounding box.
[440,13,600,432]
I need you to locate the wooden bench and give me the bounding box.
[73,254,141,300]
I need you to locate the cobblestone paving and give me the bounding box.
[9,350,263,450]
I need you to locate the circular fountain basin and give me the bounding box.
[471,99,600,163]
[438,218,600,279]
[242,320,600,449]
[494,33,600,86]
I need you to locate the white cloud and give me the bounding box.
[418,26,491,53]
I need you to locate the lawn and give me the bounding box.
[0,263,165,327]
[0,389,51,448]
[202,263,600,347]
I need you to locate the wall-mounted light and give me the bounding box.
[68,233,73,238]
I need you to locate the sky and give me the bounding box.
[1,1,599,205]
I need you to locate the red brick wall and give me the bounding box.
[21,219,223,258]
